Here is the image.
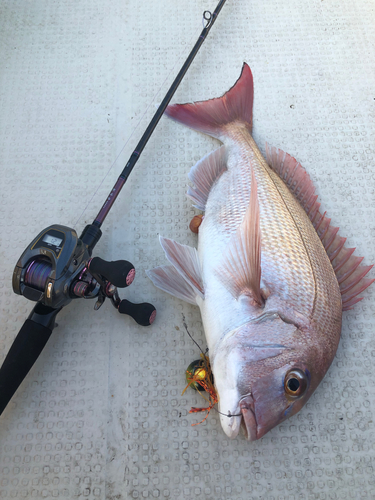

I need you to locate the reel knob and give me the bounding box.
[89,257,135,288]
[118,299,156,326]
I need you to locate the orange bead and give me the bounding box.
[189,214,204,233]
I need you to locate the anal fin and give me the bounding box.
[187,146,227,210]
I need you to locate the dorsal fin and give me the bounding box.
[217,167,263,306]
[187,146,227,210]
[266,144,374,310]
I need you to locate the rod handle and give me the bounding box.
[0,306,59,415]
[118,299,156,326]
[89,257,135,288]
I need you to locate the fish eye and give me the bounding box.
[284,369,308,399]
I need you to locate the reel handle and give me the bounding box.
[118,299,156,326]
[0,304,60,415]
[89,257,135,288]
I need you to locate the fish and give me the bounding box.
[146,63,374,440]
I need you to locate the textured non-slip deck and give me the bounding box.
[0,1,374,498]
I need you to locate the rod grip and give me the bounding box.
[89,257,135,288]
[118,299,156,326]
[0,319,54,415]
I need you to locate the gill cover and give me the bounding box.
[211,314,309,440]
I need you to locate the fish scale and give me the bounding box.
[204,129,318,320]
[264,161,342,343]
[147,63,372,440]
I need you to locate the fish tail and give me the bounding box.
[165,63,254,140]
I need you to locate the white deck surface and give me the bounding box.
[0,0,374,498]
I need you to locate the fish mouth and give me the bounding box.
[239,395,258,441]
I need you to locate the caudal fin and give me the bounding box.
[165,63,254,141]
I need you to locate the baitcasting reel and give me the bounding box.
[0,222,155,415]
[0,0,227,416]
[12,223,155,325]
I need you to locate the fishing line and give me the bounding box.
[182,314,207,358]
[3,0,228,417]
[24,258,52,291]
[74,21,204,228]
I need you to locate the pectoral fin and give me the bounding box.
[217,168,262,306]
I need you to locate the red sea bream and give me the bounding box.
[147,64,374,440]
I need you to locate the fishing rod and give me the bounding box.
[0,0,228,416]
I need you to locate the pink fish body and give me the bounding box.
[147,64,373,440]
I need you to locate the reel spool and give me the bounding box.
[24,257,52,292]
